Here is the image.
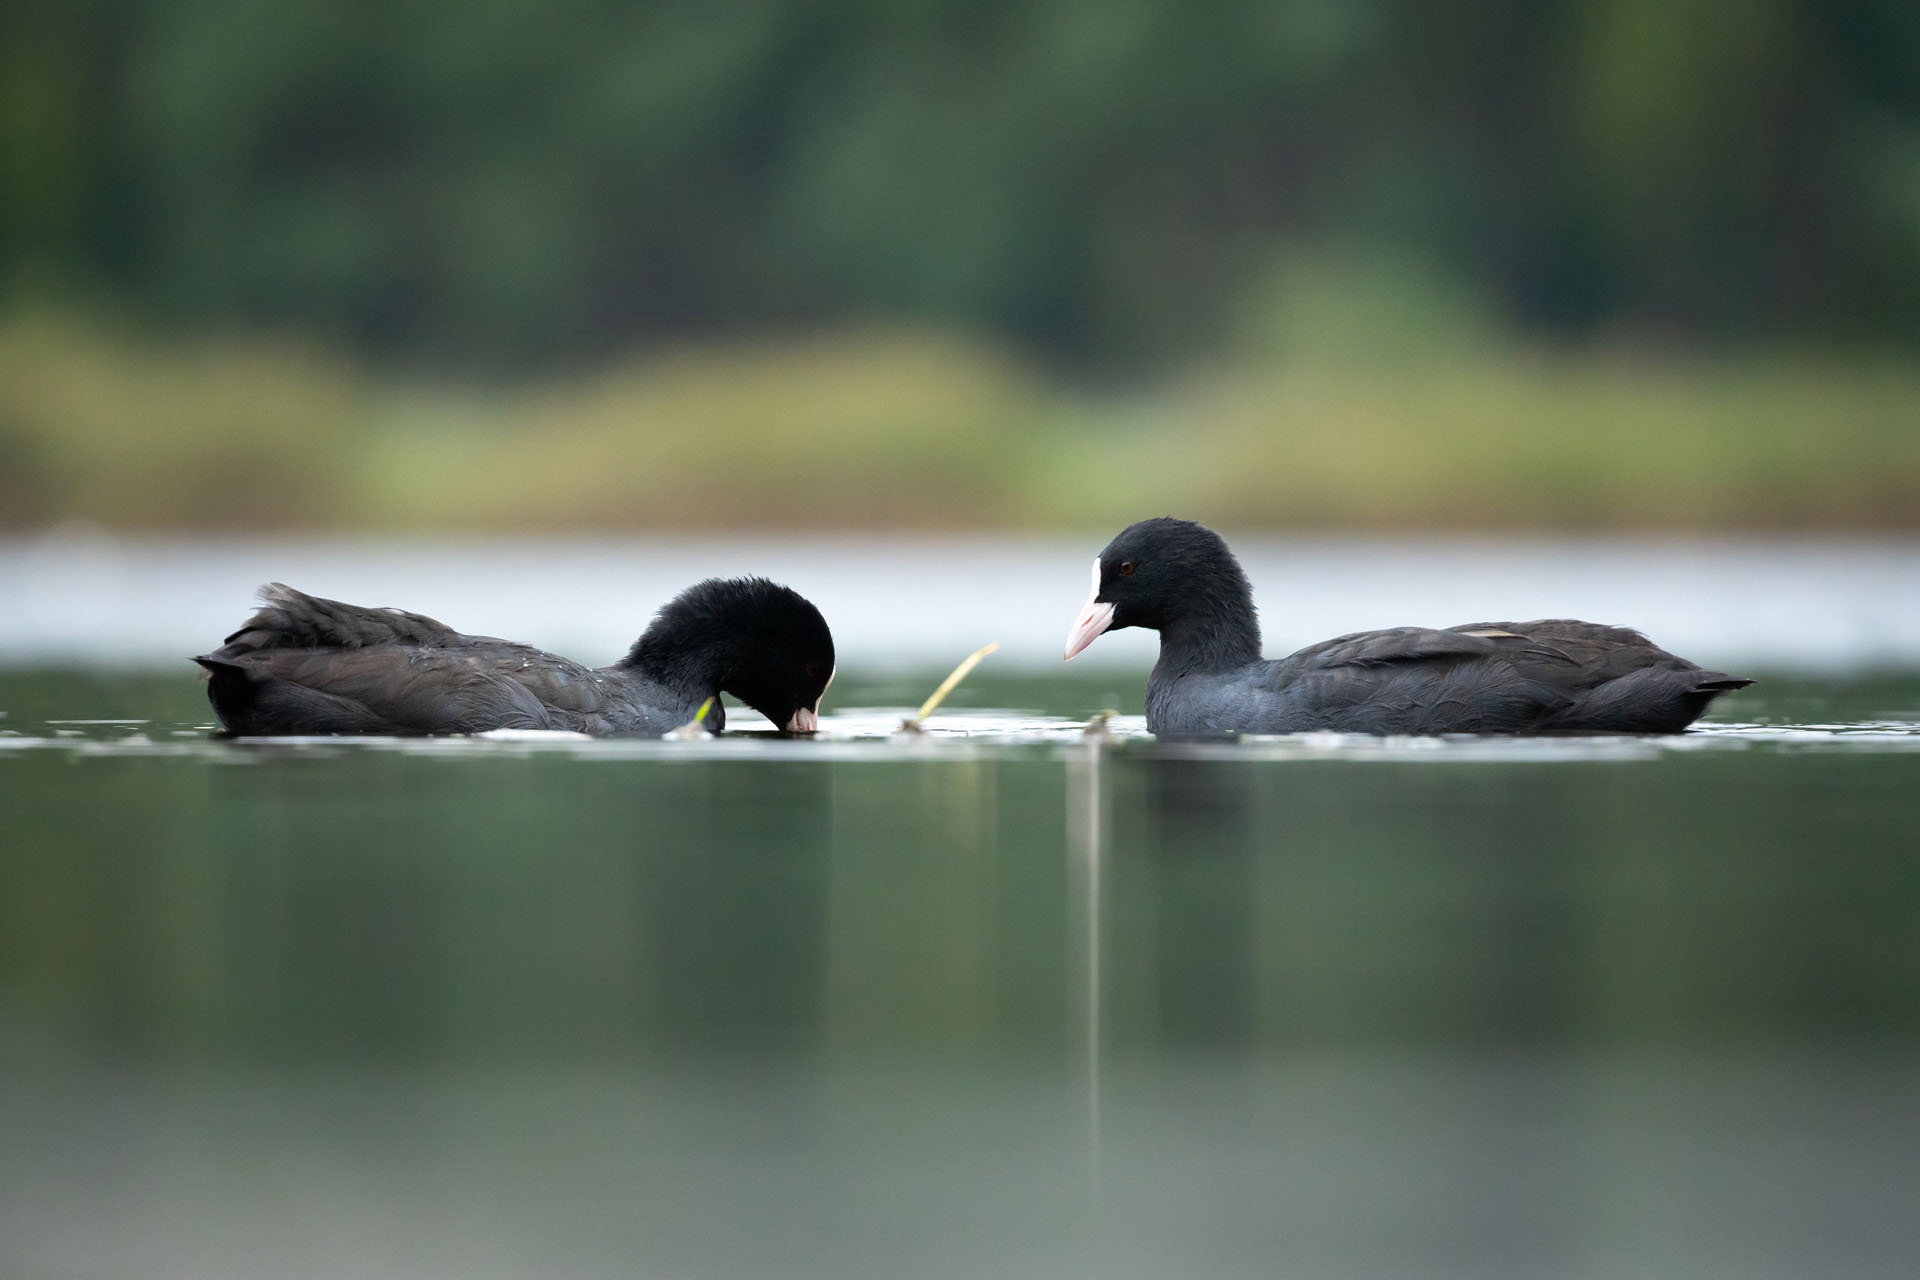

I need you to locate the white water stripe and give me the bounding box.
[4,531,1918,672]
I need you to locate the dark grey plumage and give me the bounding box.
[1068,518,1752,736]
[195,579,834,737]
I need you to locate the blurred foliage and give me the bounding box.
[1,0,1916,372]
[4,311,1915,531]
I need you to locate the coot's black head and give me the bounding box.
[628,577,835,732]
[1064,517,1257,659]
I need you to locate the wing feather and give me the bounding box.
[217,583,470,655]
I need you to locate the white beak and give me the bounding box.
[785,707,820,733]
[1063,559,1115,661]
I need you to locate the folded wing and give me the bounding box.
[1264,620,1748,733]
[214,583,469,656]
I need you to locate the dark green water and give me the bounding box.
[4,670,1918,1279]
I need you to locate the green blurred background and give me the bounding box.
[3,0,1916,533]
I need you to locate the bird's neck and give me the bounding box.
[619,627,731,699]
[1154,596,1263,677]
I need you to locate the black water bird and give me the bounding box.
[196,578,834,737]
[1064,518,1751,736]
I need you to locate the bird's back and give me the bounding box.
[1154,619,1750,735]
[197,585,675,735]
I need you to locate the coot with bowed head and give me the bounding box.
[196,578,834,737]
[1064,518,1751,736]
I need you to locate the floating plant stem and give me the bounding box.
[662,695,719,740]
[899,642,999,733]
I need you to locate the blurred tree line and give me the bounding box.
[2,0,1915,374]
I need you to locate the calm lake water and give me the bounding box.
[4,654,1919,1279]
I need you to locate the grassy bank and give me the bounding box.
[3,312,1915,533]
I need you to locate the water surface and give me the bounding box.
[3,668,1918,1279]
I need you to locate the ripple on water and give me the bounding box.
[4,710,1920,762]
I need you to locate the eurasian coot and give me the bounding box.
[196,578,834,737]
[1064,518,1751,736]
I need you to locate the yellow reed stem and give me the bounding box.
[909,642,1000,724]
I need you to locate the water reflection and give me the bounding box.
[630,764,835,1054]
[1129,759,1264,1050]
[4,671,1920,1277]
[1065,736,1107,1183]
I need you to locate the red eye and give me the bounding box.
[1118,562,1135,576]
[804,663,818,679]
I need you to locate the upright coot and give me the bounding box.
[1064,518,1751,736]
[196,578,834,737]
